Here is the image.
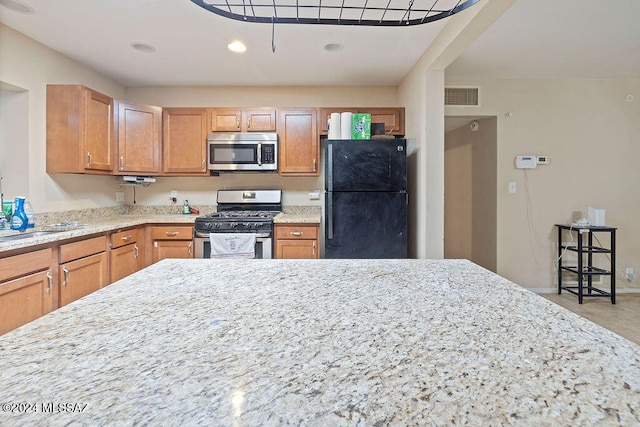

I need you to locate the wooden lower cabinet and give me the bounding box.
[0,249,54,336]
[275,224,320,259]
[149,225,194,263]
[58,236,108,307]
[109,228,142,283]
[110,244,140,283]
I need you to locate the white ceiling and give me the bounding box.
[0,0,639,87]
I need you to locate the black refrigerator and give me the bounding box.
[324,138,407,259]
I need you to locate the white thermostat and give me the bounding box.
[515,155,537,169]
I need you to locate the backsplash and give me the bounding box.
[30,204,319,227]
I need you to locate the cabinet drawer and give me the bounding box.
[275,225,318,240]
[150,226,193,240]
[111,228,140,249]
[0,249,52,282]
[59,236,107,263]
[1,270,53,335]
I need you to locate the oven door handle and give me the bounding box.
[195,231,271,239]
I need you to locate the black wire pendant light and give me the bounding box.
[190,0,482,27]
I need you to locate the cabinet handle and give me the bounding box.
[121,235,132,242]
[188,241,193,256]
[247,117,251,130]
[166,231,179,236]
[134,244,139,258]
[87,152,93,167]
[46,272,53,294]
[62,266,69,286]
[120,156,124,170]
[290,231,303,236]
[236,118,240,130]
[201,159,205,171]
[313,241,317,256]
[313,158,317,172]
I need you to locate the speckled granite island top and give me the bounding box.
[1,259,639,426]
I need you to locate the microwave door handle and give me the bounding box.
[257,142,262,166]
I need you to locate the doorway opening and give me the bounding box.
[444,116,497,271]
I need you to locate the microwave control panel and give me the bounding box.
[262,145,275,164]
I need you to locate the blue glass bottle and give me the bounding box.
[10,197,28,231]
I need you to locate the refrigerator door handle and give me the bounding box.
[327,143,333,193]
[327,195,334,239]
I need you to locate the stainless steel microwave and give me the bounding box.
[207,132,278,172]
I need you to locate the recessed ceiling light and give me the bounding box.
[228,41,247,53]
[0,0,34,14]
[324,43,344,52]
[130,42,156,54]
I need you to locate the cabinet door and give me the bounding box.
[117,102,162,175]
[152,240,193,263]
[210,109,242,131]
[46,85,114,174]
[0,271,53,336]
[278,108,319,176]
[364,108,405,136]
[59,252,108,307]
[110,244,140,283]
[319,108,356,135]
[244,109,276,132]
[84,88,114,172]
[162,108,208,175]
[276,240,318,259]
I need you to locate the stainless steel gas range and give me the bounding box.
[193,189,281,259]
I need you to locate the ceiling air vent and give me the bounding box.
[445,87,480,107]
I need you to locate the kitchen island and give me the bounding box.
[0,259,639,425]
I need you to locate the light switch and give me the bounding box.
[508,182,516,193]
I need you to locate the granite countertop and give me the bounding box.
[0,206,320,254]
[274,206,322,224]
[0,259,638,426]
[0,214,197,253]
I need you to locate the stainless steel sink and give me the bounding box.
[0,231,60,242]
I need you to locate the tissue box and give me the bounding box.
[588,207,606,226]
[352,114,371,140]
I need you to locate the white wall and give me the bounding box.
[0,23,126,213]
[446,77,640,291]
[0,23,403,213]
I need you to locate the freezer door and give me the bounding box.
[325,139,406,192]
[325,191,407,259]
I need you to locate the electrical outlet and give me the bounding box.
[626,267,636,281]
[508,182,516,193]
[170,190,178,204]
[115,191,125,202]
[308,190,321,200]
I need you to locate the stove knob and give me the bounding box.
[215,223,221,230]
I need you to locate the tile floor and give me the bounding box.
[541,292,640,346]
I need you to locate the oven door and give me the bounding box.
[194,233,272,259]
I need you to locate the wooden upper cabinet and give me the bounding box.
[116,101,162,175]
[319,107,405,137]
[210,108,276,132]
[162,108,208,176]
[368,108,405,136]
[278,108,319,176]
[47,85,115,174]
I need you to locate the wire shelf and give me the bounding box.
[191,0,482,27]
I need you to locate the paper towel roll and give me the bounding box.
[329,113,341,139]
[340,112,353,139]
